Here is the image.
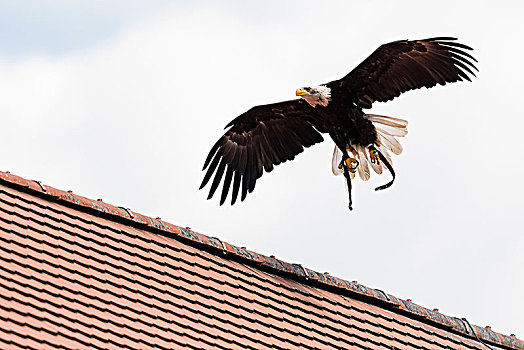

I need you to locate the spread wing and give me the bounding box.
[338,37,478,108]
[200,99,326,205]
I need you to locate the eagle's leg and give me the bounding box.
[339,157,359,173]
[330,130,356,210]
[369,146,380,165]
[341,154,354,211]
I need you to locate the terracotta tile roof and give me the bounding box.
[0,170,520,350]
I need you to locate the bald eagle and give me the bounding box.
[200,37,477,210]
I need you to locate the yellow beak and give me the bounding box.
[296,88,309,96]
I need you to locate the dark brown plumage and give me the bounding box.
[340,37,477,108]
[200,37,477,210]
[201,101,326,205]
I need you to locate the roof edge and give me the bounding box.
[0,170,521,350]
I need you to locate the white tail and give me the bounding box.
[331,114,408,180]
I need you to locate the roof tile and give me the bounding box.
[0,171,520,350]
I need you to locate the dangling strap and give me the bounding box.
[373,147,396,191]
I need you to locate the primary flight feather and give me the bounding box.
[200,37,477,210]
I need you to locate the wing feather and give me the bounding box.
[220,165,234,205]
[231,171,241,205]
[200,151,221,190]
[201,99,325,205]
[207,157,227,200]
[203,137,224,170]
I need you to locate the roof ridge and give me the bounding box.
[0,170,521,350]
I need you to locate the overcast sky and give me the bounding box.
[1,0,523,337]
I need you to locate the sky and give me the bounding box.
[1,0,523,337]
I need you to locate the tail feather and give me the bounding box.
[370,114,407,157]
[377,129,403,155]
[366,114,408,128]
[377,144,393,166]
[375,124,408,137]
[332,146,343,176]
[356,146,371,181]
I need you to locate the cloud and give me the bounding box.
[1,0,523,336]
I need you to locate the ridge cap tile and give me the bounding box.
[0,170,521,350]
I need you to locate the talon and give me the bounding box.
[339,157,359,173]
[369,149,380,165]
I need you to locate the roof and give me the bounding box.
[0,170,521,350]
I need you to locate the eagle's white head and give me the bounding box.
[296,85,331,107]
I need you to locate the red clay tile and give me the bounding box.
[0,172,520,350]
